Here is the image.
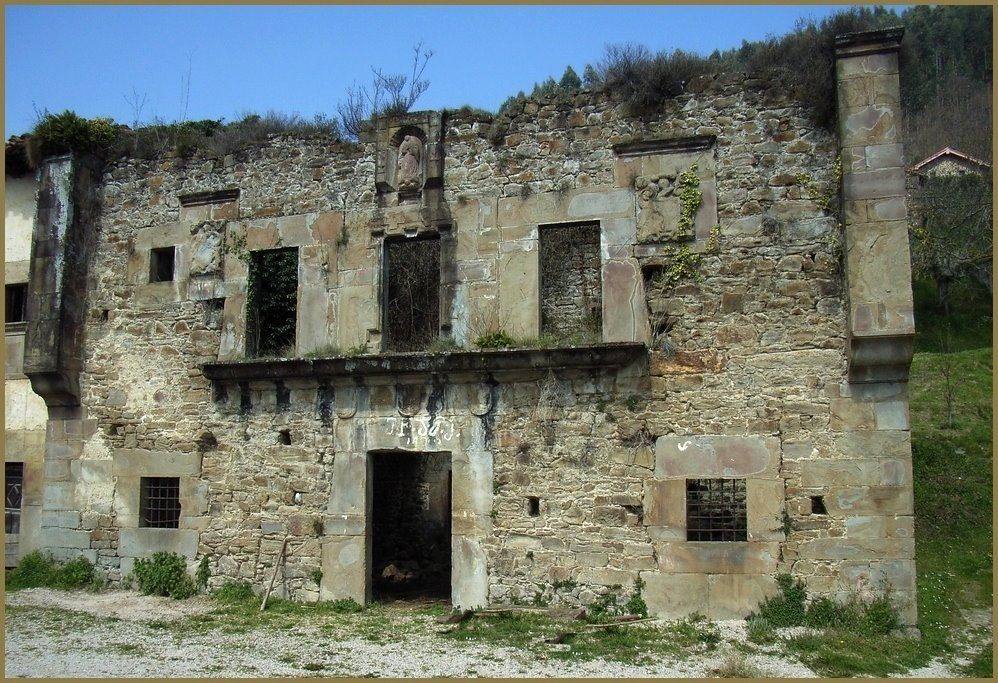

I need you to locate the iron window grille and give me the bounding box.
[5,462,24,534]
[686,478,747,541]
[140,476,181,528]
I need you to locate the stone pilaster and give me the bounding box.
[835,28,915,383]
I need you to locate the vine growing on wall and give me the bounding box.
[676,164,703,235]
[246,248,299,357]
[651,244,704,288]
[222,229,250,264]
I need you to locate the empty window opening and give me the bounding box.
[277,429,292,445]
[686,478,747,542]
[203,298,225,329]
[140,476,181,529]
[371,451,451,600]
[539,222,602,342]
[5,283,26,324]
[810,495,828,515]
[5,462,24,534]
[527,496,540,517]
[383,234,440,351]
[149,246,176,283]
[247,247,298,358]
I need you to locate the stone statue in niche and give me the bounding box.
[396,134,423,192]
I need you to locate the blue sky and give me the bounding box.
[5,5,858,137]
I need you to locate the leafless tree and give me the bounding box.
[909,171,993,313]
[124,87,148,129]
[337,42,433,140]
[179,52,194,122]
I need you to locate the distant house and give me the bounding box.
[909,146,991,181]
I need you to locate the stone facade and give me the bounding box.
[7,29,918,623]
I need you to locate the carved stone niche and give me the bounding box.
[374,111,444,202]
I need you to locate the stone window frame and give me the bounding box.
[495,187,650,344]
[216,213,339,361]
[644,435,784,575]
[128,223,192,307]
[112,449,204,576]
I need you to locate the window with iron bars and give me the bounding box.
[139,476,181,529]
[5,462,24,534]
[686,478,747,541]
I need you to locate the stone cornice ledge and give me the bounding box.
[203,342,648,383]
[834,27,904,57]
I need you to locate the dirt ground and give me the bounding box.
[2,588,988,678]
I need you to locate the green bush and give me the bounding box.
[213,580,256,603]
[133,551,196,599]
[29,110,118,164]
[474,330,517,349]
[624,577,648,618]
[755,572,901,636]
[195,555,210,592]
[6,551,96,591]
[757,573,808,626]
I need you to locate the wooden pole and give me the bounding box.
[260,536,289,612]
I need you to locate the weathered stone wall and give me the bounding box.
[4,174,47,565]
[22,32,917,624]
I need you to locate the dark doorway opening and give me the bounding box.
[371,451,451,601]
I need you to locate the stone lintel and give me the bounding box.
[848,334,914,383]
[612,135,716,158]
[178,188,240,206]
[834,27,904,58]
[203,342,647,383]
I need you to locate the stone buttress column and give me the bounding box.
[821,27,918,626]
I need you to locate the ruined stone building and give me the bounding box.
[4,29,918,622]
[908,146,991,181]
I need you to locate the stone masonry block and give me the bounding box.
[321,535,369,604]
[118,527,199,558]
[654,542,779,574]
[641,572,709,619]
[707,574,779,620]
[655,435,780,479]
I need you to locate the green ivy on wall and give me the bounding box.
[247,247,299,357]
[652,244,704,288]
[676,164,703,235]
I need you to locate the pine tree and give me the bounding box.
[559,65,583,90]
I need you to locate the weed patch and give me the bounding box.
[133,552,197,599]
[6,551,96,591]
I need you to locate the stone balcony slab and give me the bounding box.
[203,342,647,385]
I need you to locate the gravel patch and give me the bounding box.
[5,587,215,622]
[6,588,979,678]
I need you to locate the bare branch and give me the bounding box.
[336,43,433,141]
